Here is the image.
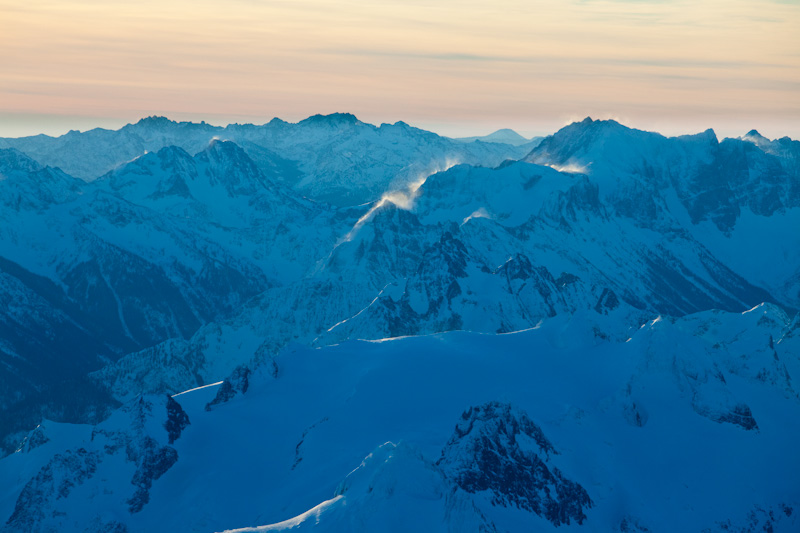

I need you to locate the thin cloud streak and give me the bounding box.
[319,48,791,70]
[0,0,798,138]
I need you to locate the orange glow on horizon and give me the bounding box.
[1,0,798,139]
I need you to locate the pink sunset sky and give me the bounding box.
[1,0,798,139]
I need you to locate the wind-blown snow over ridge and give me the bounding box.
[3,117,795,426]
[0,116,798,532]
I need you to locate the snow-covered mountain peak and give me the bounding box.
[412,160,577,226]
[0,148,83,209]
[560,116,629,136]
[0,148,42,177]
[437,401,592,527]
[122,115,220,137]
[199,137,247,164]
[680,127,718,144]
[132,115,176,128]
[156,143,192,158]
[195,139,269,194]
[522,118,679,201]
[529,118,721,172]
[100,146,195,196]
[93,139,278,226]
[455,128,533,146]
[489,128,527,139]
[743,129,767,141]
[523,117,800,236]
[298,112,364,129]
[0,114,536,205]
[1,115,799,532]
[200,137,250,160]
[151,145,197,178]
[741,129,773,150]
[103,393,190,445]
[527,118,662,169]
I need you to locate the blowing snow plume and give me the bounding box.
[339,158,461,244]
[544,161,590,174]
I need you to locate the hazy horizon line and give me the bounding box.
[1,110,796,144]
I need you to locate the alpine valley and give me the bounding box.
[0,114,797,533]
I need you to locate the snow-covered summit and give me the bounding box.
[527,118,799,232]
[0,148,42,177]
[0,148,83,210]
[0,115,798,531]
[455,128,536,146]
[297,112,361,128]
[0,114,534,206]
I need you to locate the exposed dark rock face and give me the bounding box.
[437,402,592,527]
[713,403,759,431]
[403,231,470,317]
[496,253,561,317]
[93,396,184,514]
[205,365,251,411]
[595,288,620,314]
[6,448,101,531]
[703,503,796,533]
[15,424,50,453]
[164,395,190,443]
[4,394,186,530]
[127,436,179,513]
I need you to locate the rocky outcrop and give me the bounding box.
[126,436,179,513]
[437,402,592,527]
[164,395,190,444]
[5,448,101,531]
[205,366,251,411]
[703,503,797,533]
[4,395,186,531]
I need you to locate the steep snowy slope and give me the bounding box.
[0,142,346,453]
[527,119,800,306]
[0,117,222,182]
[91,148,794,402]
[1,116,799,532]
[527,119,800,228]
[0,144,284,358]
[316,156,779,344]
[2,306,797,532]
[0,149,83,210]
[0,150,125,449]
[741,129,800,180]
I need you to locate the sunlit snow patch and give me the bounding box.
[217,495,343,532]
[171,381,224,397]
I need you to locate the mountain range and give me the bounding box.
[0,114,797,532]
